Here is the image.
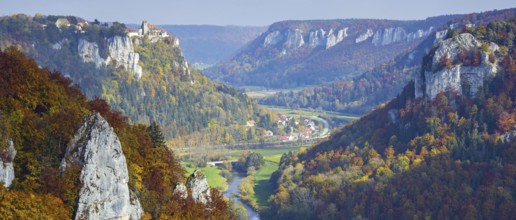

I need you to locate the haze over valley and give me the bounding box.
[0,1,516,219]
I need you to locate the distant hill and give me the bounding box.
[159,25,266,68]
[265,16,516,219]
[260,8,516,114]
[0,15,272,147]
[205,15,458,88]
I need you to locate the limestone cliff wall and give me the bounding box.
[415,33,499,99]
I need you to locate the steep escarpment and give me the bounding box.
[206,16,456,88]
[265,18,516,219]
[60,113,142,220]
[260,8,516,114]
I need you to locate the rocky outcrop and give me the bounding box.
[78,39,110,68]
[406,27,434,41]
[173,183,188,200]
[108,36,143,79]
[415,33,499,99]
[325,28,348,49]
[434,30,448,43]
[186,170,211,204]
[78,36,143,79]
[372,27,433,46]
[263,31,283,47]
[0,140,16,187]
[264,27,348,51]
[60,113,143,220]
[355,29,374,43]
[284,29,305,49]
[372,27,407,46]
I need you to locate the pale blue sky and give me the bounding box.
[1,0,515,26]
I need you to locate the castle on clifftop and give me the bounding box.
[128,21,176,44]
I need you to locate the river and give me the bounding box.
[223,173,260,220]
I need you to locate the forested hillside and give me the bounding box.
[261,8,516,114]
[265,18,516,219]
[0,14,274,147]
[0,48,232,219]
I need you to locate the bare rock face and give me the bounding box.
[0,140,16,187]
[325,28,348,49]
[372,27,434,46]
[78,39,111,68]
[108,36,143,79]
[355,29,374,43]
[284,29,305,49]
[415,33,499,99]
[186,170,211,204]
[372,27,407,46]
[78,36,143,79]
[264,27,348,51]
[60,113,143,220]
[263,31,284,47]
[173,183,188,200]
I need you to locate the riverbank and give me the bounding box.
[224,173,261,220]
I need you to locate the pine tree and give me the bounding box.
[147,121,165,147]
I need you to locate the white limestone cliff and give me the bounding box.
[108,36,143,79]
[186,170,211,204]
[0,140,16,187]
[308,29,326,47]
[325,28,348,49]
[372,27,407,46]
[355,29,374,43]
[263,31,284,47]
[78,39,111,68]
[78,36,143,79]
[173,183,188,200]
[284,29,305,49]
[60,113,143,220]
[415,33,499,99]
[406,27,434,41]
[265,27,348,51]
[372,27,433,46]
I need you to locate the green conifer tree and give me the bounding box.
[147,121,165,147]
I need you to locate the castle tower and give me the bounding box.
[141,21,149,35]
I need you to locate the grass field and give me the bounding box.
[252,160,278,209]
[181,145,303,210]
[225,146,301,160]
[181,161,228,191]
